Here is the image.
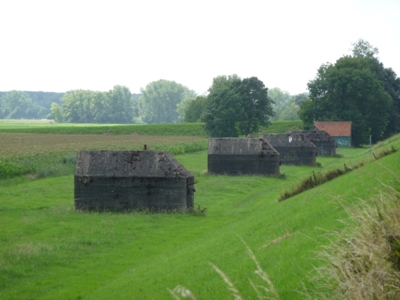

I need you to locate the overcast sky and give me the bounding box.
[1,0,399,96]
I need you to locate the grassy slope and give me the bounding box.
[0,135,399,299]
[259,119,303,134]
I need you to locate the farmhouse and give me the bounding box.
[260,133,317,165]
[314,121,352,147]
[291,130,336,156]
[208,137,280,175]
[74,150,195,211]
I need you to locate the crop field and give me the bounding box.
[0,122,210,179]
[0,132,206,158]
[0,122,399,299]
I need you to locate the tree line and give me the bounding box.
[0,91,63,119]
[2,39,399,146]
[190,40,399,143]
[1,83,303,126]
[0,81,196,124]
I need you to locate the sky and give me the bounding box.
[1,0,399,96]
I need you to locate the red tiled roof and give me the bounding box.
[314,121,352,137]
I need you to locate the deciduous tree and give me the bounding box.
[139,80,196,123]
[306,56,392,146]
[351,39,400,137]
[50,102,64,123]
[106,85,136,123]
[0,91,35,119]
[236,77,274,136]
[184,96,208,122]
[202,75,274,137]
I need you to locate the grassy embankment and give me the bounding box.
[1,120,398,299]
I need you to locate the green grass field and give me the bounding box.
[0,121,399,299]
[0,121,208,136]
[0,119,302,136]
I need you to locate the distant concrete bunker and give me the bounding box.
[208,138,280,175]
[260,133,317,166]
[74,150,195,211]
[290,130,336,156]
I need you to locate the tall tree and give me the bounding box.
[292,92,309,106]
[202,75,274,137]
[268,87,292,120]
[298,99,314,129]
[380,67,400,136]
[139,80,196,124]
[0,91,34,119]
[184,96,208,122]
[306,56,392,146]
[351,38,379,59]
[236,77,274,136]
[50,102,64,123]
[90,91,109,123]
[351,39,400,137]
[61,90,94,123]
[202,75,242,137]
[60,86,137,123]
[106,85,136,123]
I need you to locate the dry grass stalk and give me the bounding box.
[169,239,280,299]
[168,285,197,300]
[314,187,400,299]
[243,242,280,300]
[261,232,291,249]
[209,262,243,300]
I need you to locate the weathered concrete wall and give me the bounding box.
[208,138,280,175]
[260,133,317,165]
[291,130,337,156]
[74,150,195,211]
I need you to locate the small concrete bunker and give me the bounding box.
[208,138,280,175]
[74,150,195,211]
[291,130,336,156]
[260,133,317,166]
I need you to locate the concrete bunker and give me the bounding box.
[291,130,336,156]
[208,138,280,175]
[260,133,317,166]
[74,150,195,211]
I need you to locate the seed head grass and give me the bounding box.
[312,186,400,299]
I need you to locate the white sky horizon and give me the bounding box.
[1,0,399,96]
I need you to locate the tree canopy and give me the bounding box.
[139,80,196,124]
[0,91,50,119]
[301,39,400,146]
[202,75,274,137]
[268,87,306,121]
[350,40,400,137]
[184,96,208,122]
[302,42,396,146]
[59,86,138,123]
